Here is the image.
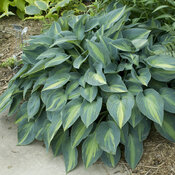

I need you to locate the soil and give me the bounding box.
[0,16,175,175]
[0,16,43,94]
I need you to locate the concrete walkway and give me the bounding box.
[0,111,130,175]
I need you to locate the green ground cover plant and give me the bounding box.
[0,1,175,172]
[118,0,175,33]
[0,0,87,19]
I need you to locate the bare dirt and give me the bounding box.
[0,16,175,175]
[0,16,43,94]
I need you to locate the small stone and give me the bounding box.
[0,53,4,58]
[4,33,11,39]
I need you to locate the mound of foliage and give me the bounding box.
[1,1,175,172]
[0,0,87,19]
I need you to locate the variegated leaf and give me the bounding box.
[136,89,164,125]
[107,93,134,128]
[42,73,70,91]
[62,138,78,172]
[80,85,98,103]
[45,89,67,111]
[27,92,40,120]
[154,112,175,142]
[82,133,103,168]
[160,87,175,113]
[62,99,82,130]
[71,119,93,148]
[96,121,120,154]
[80,97,102,128]
[125,131,143,169]
[101,147,121,168]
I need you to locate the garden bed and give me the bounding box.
[0,16,175,175]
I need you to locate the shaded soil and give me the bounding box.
[0,16,175,175]
[0,16,43,94]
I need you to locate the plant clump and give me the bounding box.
[0,1,175,172]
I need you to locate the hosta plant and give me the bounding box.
[1,1,175,172]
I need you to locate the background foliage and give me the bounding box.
[0,0,87,19]
[118,0,175,33]
[0,0,112,20]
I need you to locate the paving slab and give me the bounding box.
[0,110,130,175]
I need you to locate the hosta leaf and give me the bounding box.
[28,36,53,46]
[21,59,47,77]
[68,87,80,100]
[34,111,48,141]
[10,64,29,82]
[18,122,35,145]
[73,15,86,40]
[136,89,164,125]
[22,79,33,99]
[129,104,144,128]
[44,112,62,150]
[45,54,70,68]
[125,131,143,169]
[66,81,79,95]
[80,85,98,103]
[45,89,67,111]
[100,74,128,93]
[101,147,121,168]
[104,16,126,37]
[36,48,63,60]
[132,39,148,50]
[146,55,175,71]
[134,117,151,141]
[126,82,143,96]
[96,121,120,154]
[51,130,68,156]
[131,68,151,86]
[62,138,78,173]
[111,38,136,52]
[82,133,103,168]
[27,92,40,120]
[42,73,70,91]
[123,28,151,40]
[56,0,70,7]
[86,40,110,66]
[32,73,47,93]
[34,1,48,11]
[150,68,175,82]
[120,123,129,145]
[0,88,13,113]
[80,97,102,128]
[100,6,126,30]
[8,95,22,116]
[50,35,77,47]
[84,67,107,86]
[25,5,40,15]
[71,119,93,148]
[47,22,61,37]
[160,88,175,113]
[154,112,175,142]
[73,55,88,69]
[62,99,82,130]
[107,93,134,128]
[85,18,99,32]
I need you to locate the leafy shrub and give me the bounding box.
[1,1,175,172]
[0,0,87,19]
[118,0,175,33]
